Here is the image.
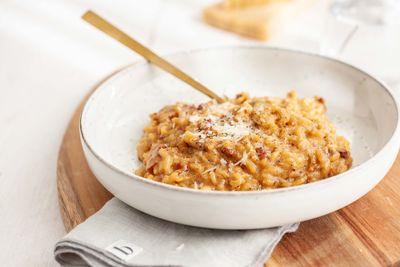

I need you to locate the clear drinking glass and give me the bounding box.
[326,0,400,92]
[331,0,398,25]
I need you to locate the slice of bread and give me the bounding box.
[203,0,314,41]
[222,0,288,9]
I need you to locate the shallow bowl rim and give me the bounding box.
[80,45,400,196]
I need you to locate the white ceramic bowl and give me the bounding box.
[81,47,399,229]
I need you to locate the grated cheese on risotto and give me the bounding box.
[135,91,352,191]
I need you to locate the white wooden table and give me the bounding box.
[0,0,399,266]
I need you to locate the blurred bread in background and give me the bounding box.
[203,0,315,41]
[222,0,288,9]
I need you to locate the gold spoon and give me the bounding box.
[82,10,224,103]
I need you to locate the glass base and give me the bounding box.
[331,0,386,25]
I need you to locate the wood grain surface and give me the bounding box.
[57,92,400,267]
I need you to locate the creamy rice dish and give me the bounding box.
[136,91,352,191]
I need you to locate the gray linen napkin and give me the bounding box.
[55,198,298,267]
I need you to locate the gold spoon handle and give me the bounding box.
[82,10,224,103]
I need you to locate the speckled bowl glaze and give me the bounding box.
[80,47,400,229]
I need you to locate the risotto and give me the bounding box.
[135,91,352,191]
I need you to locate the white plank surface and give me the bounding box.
[0,0,399,266]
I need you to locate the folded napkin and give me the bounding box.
[55,198,298,267]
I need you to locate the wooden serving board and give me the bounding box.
[57,85,400,267]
